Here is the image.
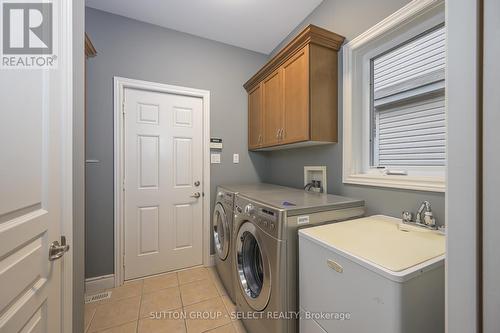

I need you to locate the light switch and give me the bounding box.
[233,154,239,164]
[211,153,221,164]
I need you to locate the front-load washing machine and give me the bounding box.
[233,190,365,333]
[213,183,291,303]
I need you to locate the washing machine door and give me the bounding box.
[213,203,230,260]
[236,221,271,311]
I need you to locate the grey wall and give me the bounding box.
[85,8,268,278]
[73,0,85,331]
[260,0,446,223]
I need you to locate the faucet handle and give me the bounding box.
[423,211,436,227]
[402,211,413,223]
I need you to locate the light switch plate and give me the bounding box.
[211,153,221,164]
[233,154,239,164]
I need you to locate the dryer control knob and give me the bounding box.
[244,204,255,215]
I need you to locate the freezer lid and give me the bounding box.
[299,215,445,275]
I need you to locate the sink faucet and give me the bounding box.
[415,201,433,225]
[402,201,437,230]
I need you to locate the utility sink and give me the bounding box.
[301,214,445,273]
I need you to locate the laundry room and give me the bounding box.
[69,0,483,332]
[82,1,446,333]
[79,0,484,333]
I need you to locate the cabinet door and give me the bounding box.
[282,46,310,144]
[262,69,284,146]
[248,84,263,149]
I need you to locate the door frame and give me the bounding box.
[113,76,211,287]
[63,0,76,330]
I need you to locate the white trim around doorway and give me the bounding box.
[113,77,211,287]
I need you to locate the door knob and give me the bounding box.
[49,236,70,261]
[190,192,201,198]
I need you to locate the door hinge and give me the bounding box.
[122,254,125,267]
[122,99,126,115]
[122,179,126,191]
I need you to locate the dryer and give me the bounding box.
[213,186,237,302]
[233,190,365,333]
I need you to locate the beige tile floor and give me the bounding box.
[84,266,247,333]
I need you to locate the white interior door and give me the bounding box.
[0,62,71,332]
[124,88,204,280]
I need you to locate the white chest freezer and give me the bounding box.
[298,215,445,333]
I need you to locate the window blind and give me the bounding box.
[374,94,446,166]
[372,25,446,168]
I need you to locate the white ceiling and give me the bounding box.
[85,0,324,54]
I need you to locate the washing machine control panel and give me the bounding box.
[235,196,282,238]
[255,207,280,237]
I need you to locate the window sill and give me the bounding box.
[343,173,445,193]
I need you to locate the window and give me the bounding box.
[371,25,445,171]
[343,0,445,192]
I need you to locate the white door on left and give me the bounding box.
[0,0,73,326]
[0,75,71,330]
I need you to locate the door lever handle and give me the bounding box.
[190,192,201,198]
[49,236,70,261]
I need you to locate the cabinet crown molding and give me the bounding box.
[85,33,97,58]
[244,24,345,91]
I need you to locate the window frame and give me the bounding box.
[342,0,446,192]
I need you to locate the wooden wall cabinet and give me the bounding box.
[244,25,345,150]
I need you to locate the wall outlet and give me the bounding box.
[233,153,239,164]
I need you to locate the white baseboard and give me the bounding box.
[85,274,115,294]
